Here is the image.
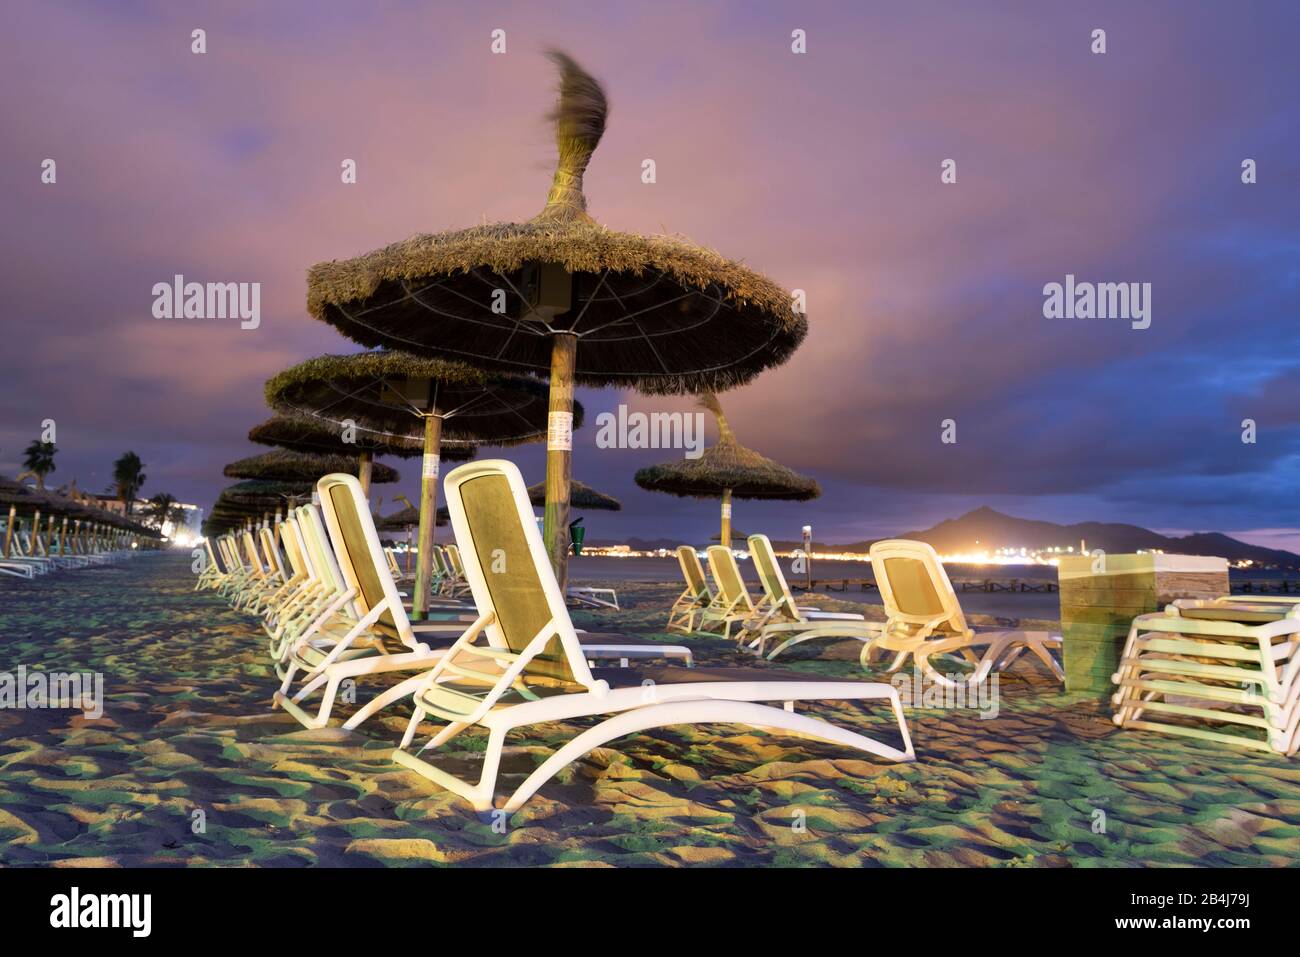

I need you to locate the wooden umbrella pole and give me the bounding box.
[3,505,14,558]
[32,510,43,556]
[59,517,68,556]
[720,488,733,551]
[358,451,373,499]
[412,412,443,620]
[46,514,56,556]
[405,527,413,575]
[543,333,577,589]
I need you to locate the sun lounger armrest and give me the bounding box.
[451,619,611,727]
[411,611,497,690]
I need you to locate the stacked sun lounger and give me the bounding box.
[1112,596,1300,755]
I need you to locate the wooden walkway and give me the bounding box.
[1234,579,1300,593]
[796,577,1057,594]
[797,577,1298,596]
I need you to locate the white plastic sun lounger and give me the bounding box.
[865,539,1064,688]
[666,545,712,633]
[742,534,882,660]
[388,459,913,814]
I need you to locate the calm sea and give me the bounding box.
[567,555,1292,622]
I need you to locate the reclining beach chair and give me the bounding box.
[865,539,1063,687]
[273,476,475,728]
[743,534,883,660]
[666,545,713,633]
[195,537,226,590]
[441,543,474,598]
[389,459,913,814]
[1111,598,1300,755]
[698,544,761,640]
[276,475,693,730]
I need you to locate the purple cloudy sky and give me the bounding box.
[1,0,1297,548]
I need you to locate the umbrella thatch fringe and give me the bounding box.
[265,352,574,446]
[223,449,399,484]
[248,414,476,461]
[527,479,620,511]
[634,393,820,501]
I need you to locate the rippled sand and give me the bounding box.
[0,554,1296,867]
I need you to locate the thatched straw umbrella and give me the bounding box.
[527,479,620,512]
[215,480,313,533]
[0,477,156,556]
[305,51,806,587]
[265,351,563,618]
[373,504,448,532]
[635,393,819,549]
[247,413,475,490]
[224,449,399,485]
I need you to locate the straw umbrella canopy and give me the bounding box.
[224,449,399,485]
[635,394,819,549]
[374,504,449,531]
[305,51,806,586]
[247,413,476,490]
[527,479,620,512]
[215,480,312,531]
[265,350,564,618]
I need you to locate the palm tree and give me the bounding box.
[22,440,57,490]
[145,492,179,532]
[112,452,146,515]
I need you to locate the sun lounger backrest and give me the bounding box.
[298,505,350,605]
[279,520,306,578]
[291,509,318,580]
[706,545,754,612]
[748,534,798,618]
[869,539,967,637]
[445,543,466,578]
[676,545,709,599]
[204,538,224,575]
[259,527,285,579]
[444,460,592,686]
[430,545,448,578]
[242,531,265,574]
[222,536,243,572]
[317,473,414,646]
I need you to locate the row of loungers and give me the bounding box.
[197,460,916,814]
[669,534,1067,688]
[1,515,139,579]
[669,534,1299,756]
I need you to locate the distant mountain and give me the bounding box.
[588,507,1300,568]
[791,506,1300,568]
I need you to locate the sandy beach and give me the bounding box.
[1,552,1296,867]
